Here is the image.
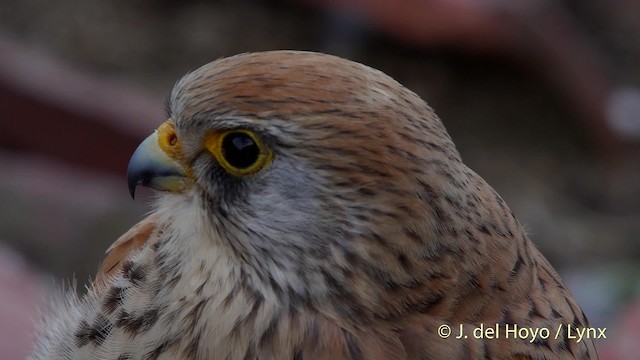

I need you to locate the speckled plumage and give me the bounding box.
[30,51,598,359]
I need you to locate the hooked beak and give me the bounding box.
[127,122,188,199]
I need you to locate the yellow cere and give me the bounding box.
[204,129,273,177]
[155,119,194,180]
[157,120,183,159]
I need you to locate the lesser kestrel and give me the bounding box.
[30,51,598,359]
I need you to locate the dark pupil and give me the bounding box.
[222,132,260,169]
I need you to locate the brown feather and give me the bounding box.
[95,213,158,285]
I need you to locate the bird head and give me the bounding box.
[127,51,489,322]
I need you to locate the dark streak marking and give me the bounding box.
[116,308,160,335]
[74,314,112,347]
[122,261,148,286]
[103,287,126,314]
[510,254,524,277]
[342,330,363,360]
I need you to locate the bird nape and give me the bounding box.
[29,51,598,359]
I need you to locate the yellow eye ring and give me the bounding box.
[205,129,272,177]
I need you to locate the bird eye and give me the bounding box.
[206,129,272,176]
[222,132,260,168]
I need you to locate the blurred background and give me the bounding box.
[1,0,639,358]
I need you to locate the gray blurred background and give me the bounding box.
[0,0,639,358]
